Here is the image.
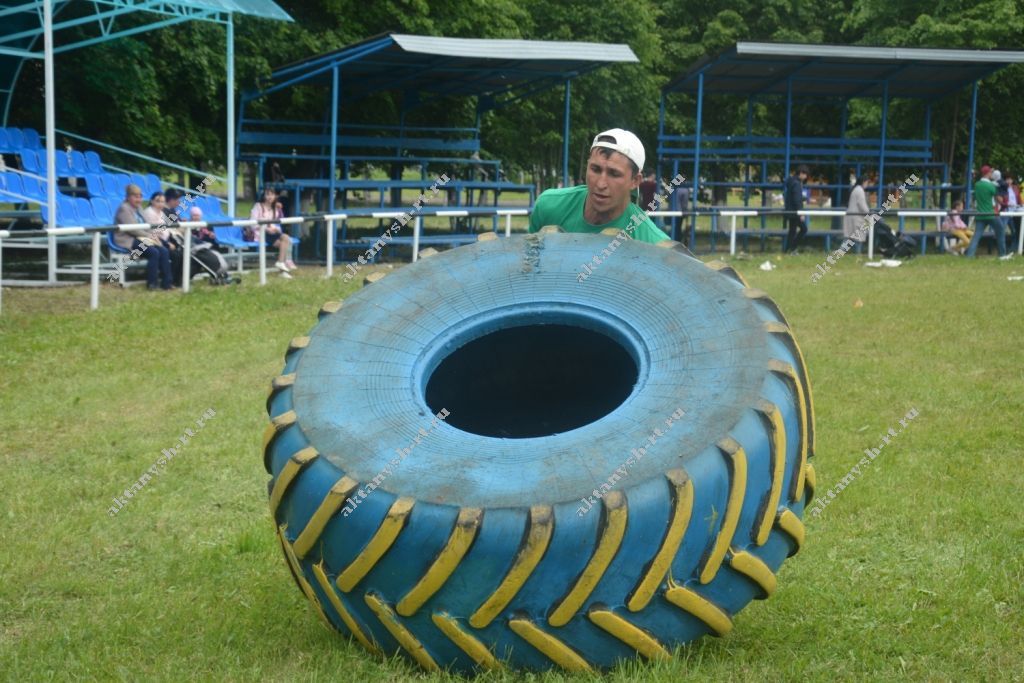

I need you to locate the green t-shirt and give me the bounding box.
[974,179,997,219]
[528,185,670,244]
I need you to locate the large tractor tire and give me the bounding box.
[263,228,815,673]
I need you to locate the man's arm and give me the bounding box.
[528,192,547,233]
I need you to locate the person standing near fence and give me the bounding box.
[843,176,870,245]
[965,165,1009,259]
[1005,174,1021,248]
[784,165,809,254]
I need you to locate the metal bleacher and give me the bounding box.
[237,120,533,210]
[238,33,640,261]
[658,42,1024,250]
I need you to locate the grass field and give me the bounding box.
[1,249,1021,682]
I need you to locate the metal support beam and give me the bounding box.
[562,79,571,186]
[783,77,792,177]
[966,80,979,208]
[837,99,848,205]
[44,0,56,283]
[226,14,236,217]
[693,72,704,209]
[657,93,666,177]
[329,66,339,211]
[923,102,931,209]
[878,80,889,206]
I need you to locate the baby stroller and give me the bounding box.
[873,221,917,259]
[190,242,234,285]
[170,231,234,285]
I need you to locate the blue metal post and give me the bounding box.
[693,72,704,213]
[226,14,236,217]
[43,0,57,282]
[784,78,793,177]
[657,93,666,180]
[878,80,889,206]
[562,79,571,187]
[744,97,752,211]
[966,80,978,208]
[837,99,848,206]
[329,66,339,214]
[923,103,931,211]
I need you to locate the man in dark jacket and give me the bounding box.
[784,165,809,253]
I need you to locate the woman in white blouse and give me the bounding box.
[249,186,296,277]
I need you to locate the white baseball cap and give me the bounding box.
[591,128,645,173]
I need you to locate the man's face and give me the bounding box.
[586,148,639,213]
[798,171,808,182]
[166,196,180,210]
[128,190,143,209]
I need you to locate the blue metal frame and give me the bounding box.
[692,72,703,207]
[657,46,1011,222]
[330,66,339,212]
[877,79,889,207]
[966,80,979,208]
[562,79,571,186]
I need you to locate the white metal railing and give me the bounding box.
[0,206,532,314]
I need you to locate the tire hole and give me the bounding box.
[425,324,638,438]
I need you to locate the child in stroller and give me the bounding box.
[171,207,235,285]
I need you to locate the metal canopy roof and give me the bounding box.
[255,32,639,106]
[665,42,1024,100]
[0,0,291,59]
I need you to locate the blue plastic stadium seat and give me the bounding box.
[145,174,161,197]
[2,172,25,200]
[59,195,79,224]
[213,225,257,247]
[7,128,24,150]
[103,174,124,198]
[130,173,148,194]
[115,173,131,192]
[107,230,129,254]
[84,150,103,174]
[90,197,113,224]
[55,153,72,178]
[198,195,220,219]
[21,128,42,149]
[70,151,88,177]
[84,173,105,197]
[41,197,79,227]
[0,129,9,153]
[21,175,45,201]
[18,147,41,175]
[74,197,97,226]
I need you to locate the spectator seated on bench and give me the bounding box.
[249,186,296,278]
[112,183,173,290]
[942,201,973,255]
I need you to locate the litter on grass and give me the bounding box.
[759,260,776,271]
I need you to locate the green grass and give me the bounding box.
[1,251,1022,682]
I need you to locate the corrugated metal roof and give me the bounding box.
[165,0,292,21]
[666,42,1024,99]
[261,33,639,102]
[736,41,1024,64]
[390,34,638,63]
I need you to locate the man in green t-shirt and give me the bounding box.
[528,128,672,245]
[965,164,1009,258]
